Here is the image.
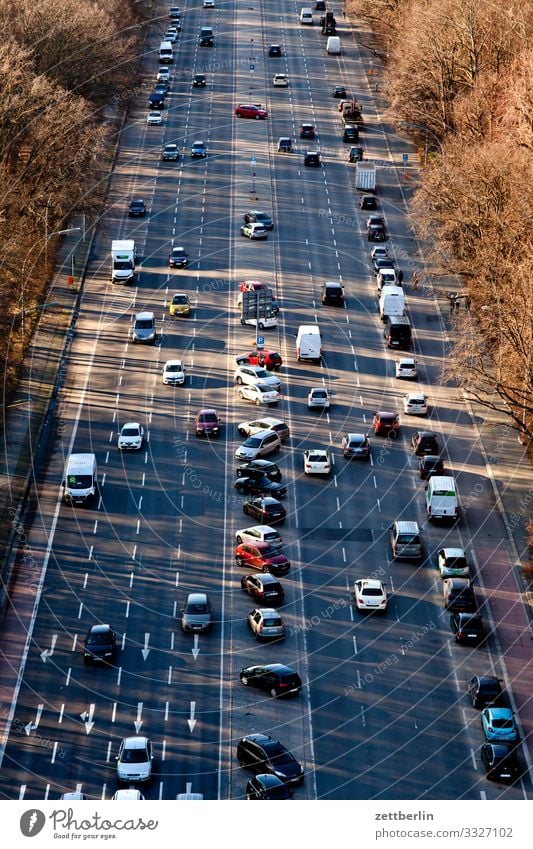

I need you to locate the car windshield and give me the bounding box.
[244,437,262,447]
[135,320,153,329]
[172,295,188,303]
[67,474,92,489]
[122,427,139,437]
[87,632,111,645]
[166,364,182,373]
[200,413,217,423]
[121,748,147,764]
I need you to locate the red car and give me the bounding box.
[235,104,268,119]
[238,350,283,371]
[195,409,220,437]
[372,411,400,437]
[235,542,290,576]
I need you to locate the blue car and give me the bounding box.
[481,707,519,743]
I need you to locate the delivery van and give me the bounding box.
[159,41,174,63]
[383,315,412,349]
[326,36,341,54]
[63,453,97,505]
[296,325,322,363]
[379,285,405,320]
[300,8,314,24]
[425,476,458,522]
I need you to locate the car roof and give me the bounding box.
[345,432,366,440]
[186,592,208,604]
[393,520,419,533]
[122,421,141,429]
[245,428,278,439]
[358,578,384,589]
[89,623,112,634]
[135,311,154,320]
[198,408,217,415]
[440,547,466,557]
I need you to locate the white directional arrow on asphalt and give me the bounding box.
[24,704,44,736]
[141,633,150,661]
[80,703,96,735]
[40,635,57,663]
[191,635,200,660]
[134,702,143,734]
[187,701,197,733]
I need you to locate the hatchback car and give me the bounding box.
[148,90,165,108]
[247,607,285,640]
[147,111,163,125]
[468,676,504,709]
[191,140,207,158]
[116,737,153,783]
[235,542,290,576]
[300,123,316,139]
[235,430,282,462]
[243,496,286,524]
[395,358,417,379]
[83,624,116,664]
[163,359,185,385]
[128,198,146,217]
[168,246,188,267]
[235,364,281,391]
[277,136,293,152]
[403,392,428,415]
[304,151,321,167]
[419,454,445,480]
[241,222,268,239]
[438,548,469,578]
[239,383,280,406]
[195,409,220,437]
[236,349,282,371]
[240,664,301,697]
[321,281,344,305]
[341,432,370,460]
[360,195,377,210]
[237,417,289,440]
[411,431,439,455]
[241,574,285,605]
[273,73,289,87]
[161,143,179,161]
[333,85,347,98]
[348,146,364,162]
[246,774,291,800]
[354,579,387,613]
[118,422,144,450]
[450,612,485,645]
[243,210,274,230]
[193,73,207,87]
[343,125,359,143]
[481,708,519,743]
[235,104,268,119]
[307,387,330,410]
[169,292,191,316]
[181,592,213,633]
[131,311,156,344]
[268,44,282,57]
[237,459,282,482]
[157,67,171,83]
[237,734,304,784]
[443,578,476,612]
[480,743,520,782]
[303,449,331,475]
[234,474,286,498]
[373,411,400,437]
[235,525,283,550]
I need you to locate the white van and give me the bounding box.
[296,325,322,363]
[300,8,313,24]
[159,41,174,63]
[425,476,458,521]
[63,453,97,505]
[379,285,405,320]
[326,36,341,54]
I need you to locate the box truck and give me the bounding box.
[111,240,136,284]
[379,285,405,320]
[355,162,376,191]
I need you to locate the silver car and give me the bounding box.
[235,525,283,550]
[181,592,213,632]
[131,311,156,344]
[247,608,285,640]
[116,736,153,783]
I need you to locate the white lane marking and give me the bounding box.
[376,499,381,512]
[136,520,140,535]
[142,473,145,487]
[125,601,130,618]
[167,667,172,685]
[342,548,346,562]
[65,668,71,686]
[131,545,137,560]
[77,603,83,619]
[360,707,366,727]
[51,742,58,764]
[138,496,143,511]
[88,546,93,560]
[470,748,477,770]
[83,574,88,589]
[19,786,26,799]
[93,520,98,534]
[172,601,178,618]
[161,740,167,762]
[353,636,357,655]
[58,704,65,724]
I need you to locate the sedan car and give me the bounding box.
[273,73,289,87]
[191,140,207,158]
[146,111,163,125]
[307,387,330,409]
[403,392,428,415]
[303,449,331,475]
[240,664,301,697]
[148,91,165,108]
[241,222,268,239]
[438,547,469,578]
[419,454,445,480]
[181,592,212,633]
[411,431,439,455]
[83,624,116,664]
[118,422,144,450]
[481,708,519,743]
[480,743,520,782]
[450,612,485,645]
[235,524,283,550]
[168,292,191,316]
[243,496,286,524]
[234,475,286,498]
[372,411,400,437]
[128,198,146,217]
[235,365,281,390]
[247,607,285,640]
[237,734,304,784]
[237,459,281,482]
[300,123,316,139]
[354,579,387,613]
[235,542,290,576]
[243,210,273,230]
[237,417,289,440]
[235,104,268,119]
[241,574,285,605]
[246,774,291,800]
[343,125,359,143]
[371,245,389,262]
[161,143,179,161]
[468,676,504,709]
[195,408,220,437]
[333,85,347,98]
[163,359,185,385]
[192,73,207,87]
[368,223,386,241]
[395,357,417,379]
[341,432,370,460]
[443,578,476,612]
[116,737,153,783]
[168,246,188,267]
[348,146,364,162]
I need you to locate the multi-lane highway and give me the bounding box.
[0,1,530,801]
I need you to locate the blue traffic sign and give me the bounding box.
[250,64,255,71]
[402,153,409,164]
[256,335,265,346]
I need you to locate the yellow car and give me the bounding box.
[169,293,191,317]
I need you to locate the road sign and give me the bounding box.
[402,153,409,165]
[256,335,265,348]
[250,64,255,71]
[250,157,256,167]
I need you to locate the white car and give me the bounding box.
[234,365,281,391]
[112,789,145,800]
[203,0,215,6]
[403,391,428,415]
[354,579,387,612]
[241,222,268,239]
[307,387,330,409]
[163,359,186,385]
[157,67,171,82]
[273,74,289,87]
[395,357,417,379]
[164,31,178,43]
[118,422,144,450]
[303,449,331,475]
[116,736,153,783]
[371,245,388,261]
[237,417,289,440]
[235,525,283,550]
[147,111,163,125]
[240,315,278,330]
[239,383,280,406]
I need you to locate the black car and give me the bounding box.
[240,573,285,605]
[443,578,476,612]
[243,496,286,523]
[468,676,504,709]
[360,194,377,210]
[234,476,287,497]
[349,146,364,163]
[128,199,146,217]
[373,257,396,275]
[237,734,304,784]
[268,44,282,57]
[368,224,386,241]
[411,431,440,455]
[246,774,292,799]
[237,459,282,482]
[304,151,321,167]
[300,123,315,139]
[277,136,293,152]
[243,210,273,230]
[240,664,302,697]
[343,125,359,143]
[333,85,347,98]
[450,612,485,645]
[148,91,165,108]
[480,743,520,782]
[168,246,188,268]
[192,73,207,87]
[321,281,344,305]
[83,624,116,664]
[419,455,445,480]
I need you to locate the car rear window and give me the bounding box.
[397,534,420,544]
[263,617,282,627]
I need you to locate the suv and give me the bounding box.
[321,281,344,305]
[411,431,439,455]
[443,578,476,612]
[237,459,282,482]
[83,624,116,664]
[128,199,146,217]
[372,411,400,437]
[304,151,321,167]
[240,664,302,697]
[235,542,290,576]
[195,409,220,437]
[419,455,444,480]
[268,44,283,57]
[390,520,422,559]
[235,429,282,461]
[234,364,281,390]
[236,734,304,784]
[131,311,156,344]
[181,593,213,632]
[193,73,207,87]
[241,573,285,604]
[300,123,315,139]
[199,27,214,46]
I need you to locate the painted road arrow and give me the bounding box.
[24,704,43,736]
[191,634,200,660]
[141,633,150,661]
[134,702,143,734]
[80,703,95,734]
[40,635,57,663]
[187,701,197,733]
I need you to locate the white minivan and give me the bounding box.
[425,476,458,521]
[296,325,322,363]
[300,8,314,24]
[327,36,341,54]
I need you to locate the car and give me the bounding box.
[304,151,321,167]
[341,432,370,460]
[438,548,469,578]
[157,67,171,82]
[112,790,145,800]
[131,311,156,344]
[480,743,521,782]
[161,143,179,161]
[241,222,268,239]
[300,123,316,139]
[374,257,397,276]
[371,245,388,262]
[243,496,286,524]
[333,85,347,98]
[303,449,331,475]
[60,792,86,800]
[203,0,215,6]
[240,664,302,697]
[273,74,289,87]
[419,454,445,480]
[241,574,285,605]
[164,31,178,43]
[128,198,146,217]
[235,429,283,462]
[147,111,163,125]
[246,774,292,800]
[234,475,286,499]
[234,364,281,390]
[247,608,285,639]
[163,359,186,385]
[168,246,188,267]
[199,27,214,46]
[277,136,293,152]
[307,387,330,410]
[235,104,268,119]
[237,417,289,440]
[443,578,476,612]
[116,736,153,783]
[481,708,519,743]
[236,349,282,370]
[268,44,282,57]
[237,734,304,784]
[195,409,220,437]
[243,210,273,229]
[372,411,400,437]
[148,91,165,108]
[403,392,428,415]
[315,0,326,8]
[181,592,213,633]
[191,140,207,158]
[192,73,207,87]
[366,215,385,229]
[354,579,388,613]
[83,624,116,664]
[154,82,169,96]
[450,612,485,645]
[235,525,283,550]
[368,223,386,241]
[118,422,144,450]
[343,125,359,143]
[395,357,417,379]
[168,6,180,18]
[168,292,191,317]
[468,676,504,709]
[235,542,290,576]
[321,281,344,305]
[237,459,282,482]
[411,431,439,455]
[239,383,281,406]
[349,146,364,163]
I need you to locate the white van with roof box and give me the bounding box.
[63,453,97,505]
[425,476,458,521]
[159,41,174,63]
[327,36,341,54]
[300,7,313,24]
[296,325,322,363]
